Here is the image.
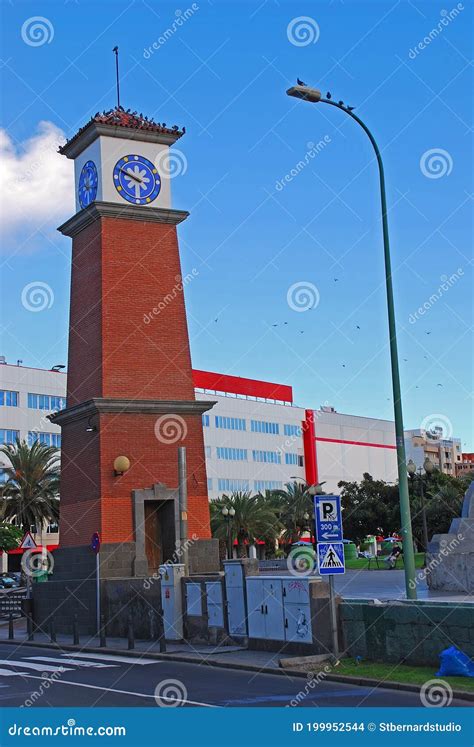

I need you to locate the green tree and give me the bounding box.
[0,522,23,552]
[210,491,280,557]
[272,481,315,544]
[338,473,400,543]
[0,439,60,533]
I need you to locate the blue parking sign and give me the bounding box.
[314,495,343,542]
[317,541,345,575]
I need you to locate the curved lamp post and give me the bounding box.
[286,84,417,599]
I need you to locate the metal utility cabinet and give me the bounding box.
[159,564,185,640]
[246,576,316,645]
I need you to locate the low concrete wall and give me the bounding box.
[340,599,474,666]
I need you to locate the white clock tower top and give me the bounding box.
[59,108,185,214]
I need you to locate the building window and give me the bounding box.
[47,522,59,533]
[254,480,283,492]
[28,431,61,448]
[215,416,246,431]
[216,447,247,461]
[205,445,212,458]
[27,393,66,411]
[284,424,301,437]
[252,449,281,464]
[207,478,213,491]
[285,453,304,466]
[0,390,19,407]
[0,429,19,445]
[217,478,249,492]
[202,414,210,427]
[250,419,279,435]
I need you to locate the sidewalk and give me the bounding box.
[0,617,288,671]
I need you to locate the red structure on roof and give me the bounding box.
[192,370,293,403]
[59,108,185,155]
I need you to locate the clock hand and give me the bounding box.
[120,168,142,184]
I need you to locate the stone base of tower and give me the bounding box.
[32,537,219,636]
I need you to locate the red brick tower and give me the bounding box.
[48,109,216,593]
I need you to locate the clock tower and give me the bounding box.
[38,109,218,633]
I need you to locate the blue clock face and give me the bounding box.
[78,160,98,208]
[113,154,161,205]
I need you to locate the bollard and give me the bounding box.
[158,607,167,653]
[8,613,14,640]
[127,617,135,650]
[73,614,79,645]
[26,613,34,641]
[99,615,106,648]
[49,619,56,643]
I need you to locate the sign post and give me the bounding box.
[90,532,101,636]
[314,495,345,658]
[20,532,37,600]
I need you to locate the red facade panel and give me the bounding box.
[192,369,293,403]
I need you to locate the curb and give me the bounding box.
[2,638,473,702]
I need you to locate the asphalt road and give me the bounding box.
[0,643,469,708]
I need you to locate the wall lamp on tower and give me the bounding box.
[85,416,97,433]
[114,456,130,477]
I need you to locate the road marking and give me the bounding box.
[0,659,72,673]
[61,652,161,666]
[26,656,116,669]
[0,668,29,677]
[7,673,217,706]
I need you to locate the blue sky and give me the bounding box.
[1,0,472,450]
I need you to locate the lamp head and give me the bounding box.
[221,506,229,517]
[407,459,416,475]
[229,507,236,517]
[286,85,322,103]
[424,457,434,474]
[113,455,130,476]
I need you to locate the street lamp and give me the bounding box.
[287,84,418,599]
[407,457,434,552]
[221,506,235,560]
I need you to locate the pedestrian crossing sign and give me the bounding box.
[317,541,345,575]
[19,531,37,550]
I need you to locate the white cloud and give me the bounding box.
[0,121,74,251]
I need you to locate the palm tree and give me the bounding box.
[210,491,280,557]
[0,439,60,533]
[272,481,316,544]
